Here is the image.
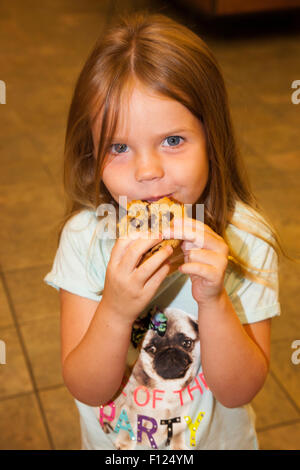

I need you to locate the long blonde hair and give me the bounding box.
[58,11,295,288]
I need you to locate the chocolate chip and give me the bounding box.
[130,218,144,229]
[163,211,174,222]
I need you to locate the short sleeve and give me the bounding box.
[43,211,105,301]
[229,234,281,324]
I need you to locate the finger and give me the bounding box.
[187,248,227,269]
[109,234,138,265]
[163,224,221,252]
[173,217,222,240]
[179,262,217,281]
[143,262,171,292]
[162,218,203,244]
[162,226,203,247]
[111,232,162,267]
[136,245,174,282]
[165,219,228,255]
[120,235,165,272]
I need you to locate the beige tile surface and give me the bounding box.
[0,278,14,328]
[39,386,81,450]
[0,182,64,271]
[0,134,51,187]
[0,393,51,450]
[272,260,300,341]
[4,265,60,325]
[20,315,62,389]
[244,123,300,160]
[252,372,299,430]
[270,338,300,410]
[0,326,33,399]
[257,422,300,450]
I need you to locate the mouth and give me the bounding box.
[144,193,173,202]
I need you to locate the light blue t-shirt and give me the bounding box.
[44,200,280,450]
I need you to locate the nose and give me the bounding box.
[134,152,164,182]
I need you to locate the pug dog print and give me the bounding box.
[97,307,204,450]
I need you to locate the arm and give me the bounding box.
[163,216,272,409]
[197,287,270,408]
[61,233,173,407]
[61,290,133,407]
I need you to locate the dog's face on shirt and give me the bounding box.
[133,308,199,388]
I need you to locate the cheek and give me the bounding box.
[194,145,209,179]
[181,152,209,185]
[101,165,112,188]
[180,151,209,201]
[102,161,133,197]
[102,165,121,194]
[195,157,209,186]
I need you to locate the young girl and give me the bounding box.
[44,12,286,450]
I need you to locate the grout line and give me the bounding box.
[269,369,300,414]
[0,390,37,403]
[0,384,66,403]
[36,383,66,393]
[0,270,56,450]
[257,417,300,433]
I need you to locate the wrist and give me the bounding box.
[197,287,228,314]
[99,296,134,330]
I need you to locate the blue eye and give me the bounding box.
[110,143,128,154]
[163,136,184,147]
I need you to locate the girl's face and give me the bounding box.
[93,83,209,208]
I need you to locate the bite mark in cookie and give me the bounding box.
[117,197,187,273]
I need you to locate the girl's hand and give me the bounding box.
[101,232,173,326]
[163,217,229,307]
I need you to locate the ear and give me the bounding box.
[188,316,199,336]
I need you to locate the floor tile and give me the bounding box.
[36,132,65,190]
[39,386,81,450]
[254,183,300,229]
[0,326,33,399]
[243,123,300,158]
[0,134,51,187]
[251,372,299,430]
[271,260,300,341]
[4,265,60,325]
[0,182,64,271]
[0,277,14,328]
[257,421,300,450]
[0,393,50,450]
[269,338,300,410]
[20,315,62,389]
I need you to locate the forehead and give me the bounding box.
[92,80,197,142]
[116,83,194,136]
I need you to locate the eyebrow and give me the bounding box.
[112,128,194,141]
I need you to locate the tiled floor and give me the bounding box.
[0,0,299,450]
